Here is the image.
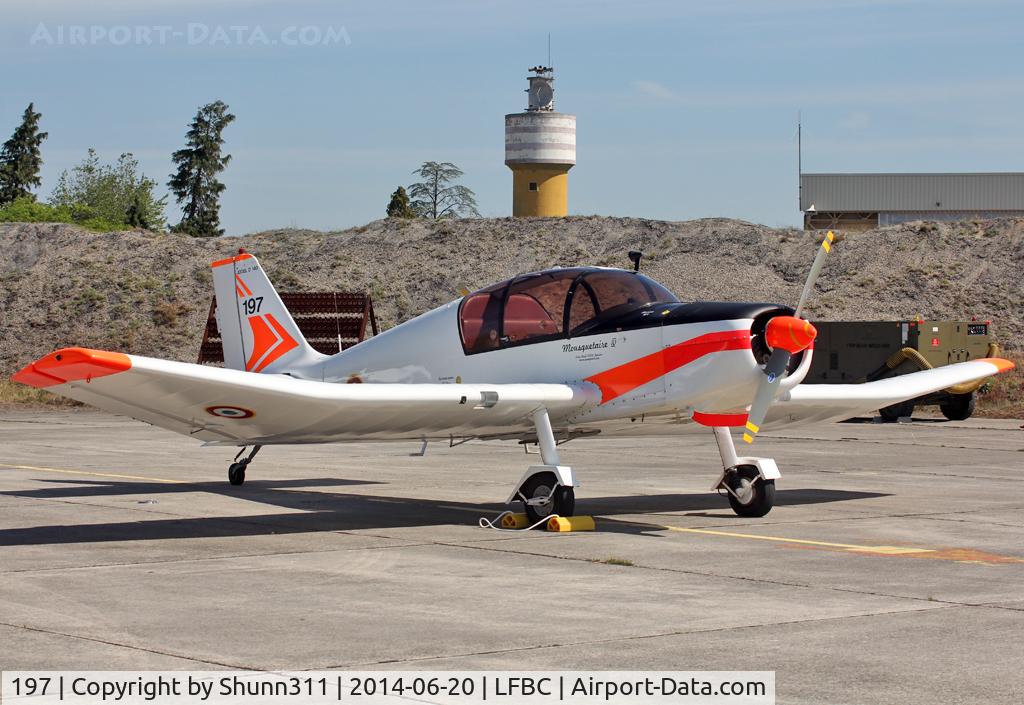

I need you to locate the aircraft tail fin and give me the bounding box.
[210,251,324,373]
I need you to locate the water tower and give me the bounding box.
[505,66,576,217]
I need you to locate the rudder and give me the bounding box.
[210,251,324,373]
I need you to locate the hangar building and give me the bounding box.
[800,172,1024,231]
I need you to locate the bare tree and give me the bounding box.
[408,161,480,219]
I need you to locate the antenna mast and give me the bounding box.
[797,111,802,213]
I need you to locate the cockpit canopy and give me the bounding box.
[459,267,679,354]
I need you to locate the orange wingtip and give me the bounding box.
[11,348,131,388]
[210,253,254,268]
[977,357,1015,373]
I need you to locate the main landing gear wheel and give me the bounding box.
[725,465,775,518]
[520,471,575,524]
[227,445,261,487]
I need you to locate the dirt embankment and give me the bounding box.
[1,216,1021,380]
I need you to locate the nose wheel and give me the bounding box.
[227,445,262,486]
[724,465,775,517]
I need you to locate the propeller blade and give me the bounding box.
[742,348,791,444]
[743,232,837,445]
[794,230,837,319]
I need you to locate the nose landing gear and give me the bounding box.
[708,426,779,517]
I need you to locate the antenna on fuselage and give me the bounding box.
[627,250,643,272]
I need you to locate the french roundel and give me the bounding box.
[205,405,255,419]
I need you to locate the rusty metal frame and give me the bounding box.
[198,291,380,365]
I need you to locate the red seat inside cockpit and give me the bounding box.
[503,294,556,342]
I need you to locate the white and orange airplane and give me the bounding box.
[12,234,1014,520]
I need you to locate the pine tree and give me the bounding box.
[386,186,415,218]
[125,192,149,229]
[0,103,49,205]
[167,100,235,237]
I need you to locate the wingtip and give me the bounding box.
[977,357,1016,374]
[11,348,132,388]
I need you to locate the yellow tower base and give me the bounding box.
[511,165,571,217]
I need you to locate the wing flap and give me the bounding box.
[13,348,599,445]
[766,358,1014,428]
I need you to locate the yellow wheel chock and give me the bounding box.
[483,512,596,532]
[500,512,530,529]
[545,515,596,532]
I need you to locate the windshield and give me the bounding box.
[567,271,678,336]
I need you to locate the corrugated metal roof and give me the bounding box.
[800,173,1024,211]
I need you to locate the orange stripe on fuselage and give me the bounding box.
[692,411,749,427]
[585,330,751,404]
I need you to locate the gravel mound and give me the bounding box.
[1,216,1021,374]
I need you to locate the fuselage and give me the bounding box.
[288,267,812,435]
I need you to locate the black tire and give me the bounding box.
[879,400,914,422]
[228,462,246,486]
[553,486,575,518]
[725,465,775,518]
[940,392,976,421]
[519,471,575,524]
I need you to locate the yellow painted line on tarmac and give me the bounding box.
[0,463,186,484]
[656,524,1024,564]
[658,524,936,555]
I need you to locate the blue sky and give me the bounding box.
[3,0,1022,234]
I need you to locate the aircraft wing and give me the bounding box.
[764,357,1014,428]
[12,348,599,445]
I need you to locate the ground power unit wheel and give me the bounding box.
[879,400,915,422]
[940,392,976,421]
[520,471,575,524]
